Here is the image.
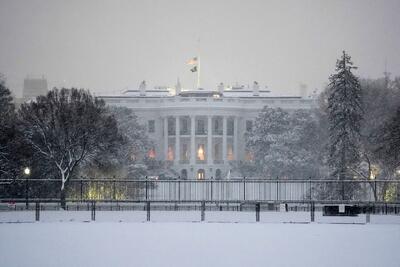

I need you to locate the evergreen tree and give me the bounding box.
[327,51,363,183]
[0,77,16,179]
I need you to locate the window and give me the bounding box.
[197,169,205,180]
[215,169,222,180]
[181,169,188,180]
[213,117,222,135]
[148,147,156,158]
[168,118,175,135]
[181,143,189,160]
[246,120,253,132]
[214,143,221,160]
[227,119,234,136]
[148,120,155,133]
[197,144,205,161]
[196,119,206,135]
[167,146,174,161]
[227,144,234,161]
[180,117,189,135]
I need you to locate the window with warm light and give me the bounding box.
[167,146,174,161]
[197,144,205,161]
[197,169,205,180]
[148,148,156,158]
[227,144,234,161]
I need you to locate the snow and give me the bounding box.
[0,211,399,267]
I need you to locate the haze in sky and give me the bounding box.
[1,0,400,97]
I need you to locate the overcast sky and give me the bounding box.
[1,0,400,97]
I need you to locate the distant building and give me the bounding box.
[99,81,316,180]
[23,76,48,100]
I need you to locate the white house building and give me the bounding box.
[99,81,316,180]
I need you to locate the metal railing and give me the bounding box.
[1,178,399,203]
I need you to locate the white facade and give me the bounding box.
[100,83,316,179]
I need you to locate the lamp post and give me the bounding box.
[24,167,31,209]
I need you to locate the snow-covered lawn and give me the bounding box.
[0,211,399,267]
[1,210,400,224]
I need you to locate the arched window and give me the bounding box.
[181,169,188,180]
[215,169,222,180]
[197,169,205,180]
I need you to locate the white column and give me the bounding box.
[222,116,227,163]
[234,116,238,161]
[190,115,195,165]
[207,115,212,165]
[163,117,168,160]
[175,116,180,164]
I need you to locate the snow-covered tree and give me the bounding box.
[0,77,16,179]
[246,106,320,179]
[18,88,119,207]
[80,106,151,178]
[377,107,400,172]
[327,51,363,181]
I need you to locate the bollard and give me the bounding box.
[35,202,40,221]
[310,202,315,222]
[201,201,205,221]
[146,201,151,221]
[91,201,96,221]
[255,202,260,222]
[366,213,370,224]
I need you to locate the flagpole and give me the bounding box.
[197,38,201,89]
[197,56,201,89]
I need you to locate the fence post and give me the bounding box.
[341,181,345,201]
[25,177,29,209]
[145,176,148,201]
[91,201,96,221]
[146,201,151,221]
[310,201,315,222]
[309,177,312,201]
[113,177,116,200]
[201,201,206,221]
[366,205,371,224]
[210,177,213,202]
[35,202,40,221]
[178,179,181,202]
[256,202,260,222]
[276,177,279,201]
[80,179,83,201]
[243,177,246,201]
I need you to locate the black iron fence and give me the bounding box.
[1,178,399,203]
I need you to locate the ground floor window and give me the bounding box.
[215,169,222,179]
[181,169,188,179]
[197,169,205,180]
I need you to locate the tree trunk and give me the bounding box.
[60,188,66,210]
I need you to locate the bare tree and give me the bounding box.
[19,88,119,207]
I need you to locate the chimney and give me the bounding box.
[139,80,146,96]
[175,78,182,96]
[299,84,308,98]
[252,81,259,96]
[218,82,224,95]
